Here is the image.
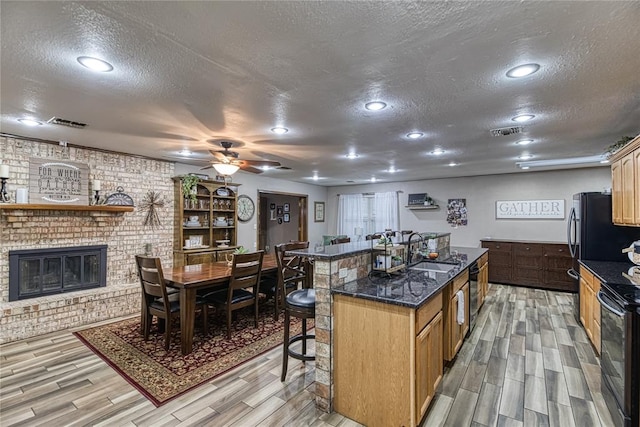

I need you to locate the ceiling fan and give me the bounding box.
[202,141,281,174]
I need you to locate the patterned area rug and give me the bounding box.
[74,309,308,406]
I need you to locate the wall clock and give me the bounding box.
[237,194,255,222]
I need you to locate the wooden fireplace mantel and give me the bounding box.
[0,203,134,213]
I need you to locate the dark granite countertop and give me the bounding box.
[286,241,372,261]
[331,246,487,309]
[579,260,640,307]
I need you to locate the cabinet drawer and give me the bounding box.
[451,270,469,294]
[416,292,442,333]
[186,252,216,265]
[513,243,543,256]
[479,253,488,266]
[482,241,512,252]
[580,266,594,288]
[542,244,571,258]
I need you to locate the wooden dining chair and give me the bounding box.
[331,236,351,244]
[135,255,208,350]
[203,251,264,339]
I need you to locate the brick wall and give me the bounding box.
[0,136,175,343]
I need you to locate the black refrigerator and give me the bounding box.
[567,192,640,319]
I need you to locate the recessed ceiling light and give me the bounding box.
[345,152,359,159]
[388,166,396,173]
[17,118,43,126]
[512,114,535,122]
[406,132,424,139]
[521,166,530,170]
[518,154,533,160]
[448,162,458,167]
[312,175,319,180]
[77,56,114,72]
[431,148,445,155]
[365,101,387,111]
[506,63,541,78]
[516,139,533,146]
[271,127,288,134]
[370,177,377,183]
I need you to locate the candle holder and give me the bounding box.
[94,190,100,205]
[0,177,9,203]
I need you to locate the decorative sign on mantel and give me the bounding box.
[496,199,565,219]
[29,158,89,205]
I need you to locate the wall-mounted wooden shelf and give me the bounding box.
[0,204,134,212]
[405,205,440,210]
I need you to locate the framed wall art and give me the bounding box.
[284,213,290,222]
[314,201,325,222]
[277,206,283,216]
[284,203,290,212]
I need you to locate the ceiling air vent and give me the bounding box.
[277,166,292,170]
[490,126,523,137]
[47,117,87,129]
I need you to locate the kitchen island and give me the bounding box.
[286,242,486,424]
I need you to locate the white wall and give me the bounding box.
[326,167,612,247]
[174,165,328,249]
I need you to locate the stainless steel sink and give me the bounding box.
[408,262,457,274]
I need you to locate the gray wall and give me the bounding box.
[326,167,612,247]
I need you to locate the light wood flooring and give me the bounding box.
[1,284,612,427]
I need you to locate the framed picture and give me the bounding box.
[314,201,325,222]
[270,203,276,210]
[278,217,283,224]
[283,213,290,222]
[277,206,284,216]
[284,203,290,212]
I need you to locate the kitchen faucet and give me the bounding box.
[406,232,424,266]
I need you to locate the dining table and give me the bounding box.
[164,253,278,355]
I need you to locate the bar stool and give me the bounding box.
[276,242,315,381]
[281,288,315,381]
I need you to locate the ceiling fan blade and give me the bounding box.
[200,165,214,170]
[239,159,281,167]
[209,150,230,162]
[239,164,263,174]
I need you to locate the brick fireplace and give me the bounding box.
[0,136,175,343]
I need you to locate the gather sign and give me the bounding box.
[495,199,565,219]
[29,158,90,205]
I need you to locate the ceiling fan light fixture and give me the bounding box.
[345,152,359,159]
[271,127,288,134]
[365,101,387,111]
[431,148,445,156]
[506,63,540,78]
[212,163,240,176]
[516,139,533,146]
[77,56,114,72]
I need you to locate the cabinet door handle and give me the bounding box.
[525,247,530,250]
[496,245,500,249]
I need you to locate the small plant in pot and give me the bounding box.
[391,255,403,266]
[226,246,248,266]
[181,174,200,203]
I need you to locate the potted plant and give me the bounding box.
[605,136,633,159]
[181,174,200,203]
[226,246,248,266]
[391,255,403,267]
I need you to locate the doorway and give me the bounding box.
[257,191,308,254]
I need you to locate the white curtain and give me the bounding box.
[337,193,365,240]
[374,191,399,233]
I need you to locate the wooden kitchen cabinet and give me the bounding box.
[334,291,443,427]
[482,241,512,283]
[443,270,469,361]
[481,240,576,292]
[610,134,640,226]
[579,265,601,355]
[477,253,489,308]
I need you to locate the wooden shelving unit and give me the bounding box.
[405,205,440,210]
[0,203,134,212]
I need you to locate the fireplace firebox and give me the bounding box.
[9,245,107,301]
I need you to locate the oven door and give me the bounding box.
[598,289,629,426]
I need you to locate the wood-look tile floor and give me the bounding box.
[0,284,611,427]
[423,284,614,427]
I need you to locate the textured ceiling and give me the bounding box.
[1,1,639,186]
